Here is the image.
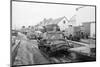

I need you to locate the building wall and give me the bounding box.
[58,18,69,31]
[90,22,95,37]
[64,26,81,36]
[82,23,90,35]
[73,26,80,32]
[64,26,72,36]
[80,22,95,37]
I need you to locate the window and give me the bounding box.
[69,25,72,27]
[63,20,66,24]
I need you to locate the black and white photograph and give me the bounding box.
[11,0,96,67]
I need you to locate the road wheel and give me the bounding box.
[69,52,77,60]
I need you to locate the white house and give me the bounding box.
[38,16,72,31]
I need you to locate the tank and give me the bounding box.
[38,31,73,58]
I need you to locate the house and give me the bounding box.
[69,15,77,26]
[65,25,81,36]
[38,16,72,31]
[64,25,74,36]
[64,21,96,38]
[81,22,95,38]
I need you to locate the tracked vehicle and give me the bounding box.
[38,31,75,60]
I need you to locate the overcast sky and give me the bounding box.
[12,1,95,29]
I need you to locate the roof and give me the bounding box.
[39,16,69,26]
[49,16,69,25]
[82,21,95,24]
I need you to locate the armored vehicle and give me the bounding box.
[38,31,74,59]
